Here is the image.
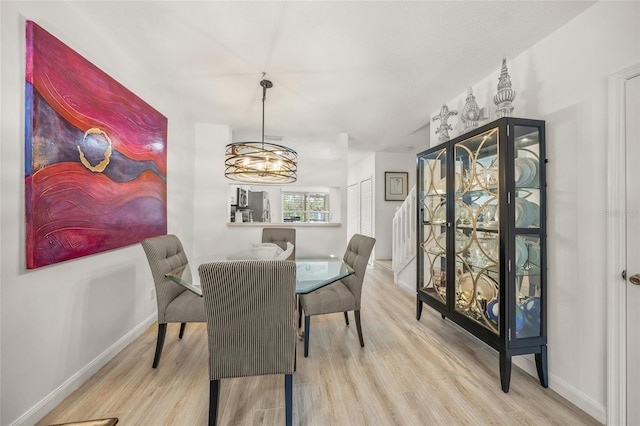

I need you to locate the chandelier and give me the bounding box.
[225,79,297,184]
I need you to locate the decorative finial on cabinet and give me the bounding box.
[433,104,458,143]
[461,87,481,130]
[494,55,516,117]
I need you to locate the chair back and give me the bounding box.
[342,234,376,310]
[198,260,296,379]
[262,228,296,260]
[141,234,188,322]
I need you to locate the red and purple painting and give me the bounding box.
[25,21,167,269]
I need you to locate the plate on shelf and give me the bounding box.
[525,199,540,226]
[514,158,532,187]
[528,158,540,186]
[515,198,539,227]
[528,242,541,266]
[515,157,539,187]
[515,199,528,227]
[515,237,528,267]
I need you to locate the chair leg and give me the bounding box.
[355,310,365,347]
[285,374,293,426]
[152,323,167,368]
[297,299,303,329]
[209,379,220,426]
[304,316,311,357]
[179,322,186,339]
[343,311,349,326]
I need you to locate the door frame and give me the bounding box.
[607,63,640,426]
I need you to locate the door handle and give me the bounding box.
[630,273,640,286]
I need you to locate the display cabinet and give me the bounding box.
[416,117,547,392]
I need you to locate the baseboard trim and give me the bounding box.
[11,313,157,426]
[397,278,413,294]
[513,357,606,424]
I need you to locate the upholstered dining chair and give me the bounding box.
[198,260,296,426]
[141,234,205,368]
[298,234,376,357]
[262,228,296,260]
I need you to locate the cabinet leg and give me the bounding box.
[535,346,549,388]
[416,298,423,320]
[500,351,512,393]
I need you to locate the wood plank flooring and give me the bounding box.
[37,263,600,425]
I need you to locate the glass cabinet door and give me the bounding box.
[453,128,500,334]
[513,124,543,340]
[418,146,448,306]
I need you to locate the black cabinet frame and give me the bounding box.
[416,117,547,392]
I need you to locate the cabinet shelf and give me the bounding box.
[416,117,547,393]
[422,185,542,201]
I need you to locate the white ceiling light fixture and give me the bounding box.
[225,78,297,184]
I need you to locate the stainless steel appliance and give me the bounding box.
[238,209,253,223]
[237,188,249,208]
[248,191,270,222]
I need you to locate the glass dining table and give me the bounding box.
[165,255,354,297]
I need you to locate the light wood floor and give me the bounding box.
[37,262,600,426]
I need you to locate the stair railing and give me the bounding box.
[392,184,416,282]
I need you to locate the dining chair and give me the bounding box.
[198,260,296,426]
[141,234,206,368]
[298,234,376,357]
[262,228,296,260]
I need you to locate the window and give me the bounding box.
[282,191,330,223]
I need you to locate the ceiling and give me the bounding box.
[68,1,595,158]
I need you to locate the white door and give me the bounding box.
[359,178,373,237]
[347,183,360,241]
[625,74,640,424]
[360,178,374,265]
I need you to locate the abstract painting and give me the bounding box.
[25,21,167,269]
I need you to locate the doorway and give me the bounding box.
[347,178,374,265]
[607,63,640,425]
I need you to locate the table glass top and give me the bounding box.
[166,256,354,296]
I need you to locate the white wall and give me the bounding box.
[191,128,349,260]
[347,151,375,189]
[374,152,416,259]
[427,2,640,422]
[0,3,197,425]
[1,4,5,422]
